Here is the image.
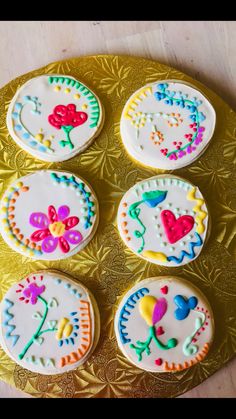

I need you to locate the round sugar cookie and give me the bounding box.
[7,74,104,162]
[120,80,216,170]
[117,175,210,267]
[0,271,100,375]
[0,170,99,260]
[115,276,214,372]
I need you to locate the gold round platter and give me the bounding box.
[0,55,235,398]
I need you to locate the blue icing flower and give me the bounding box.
[174,295,198,320]
[142,190,167,208]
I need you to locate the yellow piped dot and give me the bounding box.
[35,134,44,142]
[1,207,7,213]
[64,88,71,94]
[2,218,8,224]
[21,245,27,251]
[29,250,34,256]
[43,140,51,148]
[3,197,8,203]
[15,241,21,247]
[9,187,15,193]
[16,182,23,188]
[74,93,80,100]
[4,226,10,232]
[54,85,61,92]
[82,104,88,110]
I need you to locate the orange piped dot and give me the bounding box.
[123,229,128,235]
[8,206,15,212]
[10,222,16,228]
[30,242,36,249]
[121,212,126,217]
[18,234,24,240]
[13,191,19,198]
[163,361,168,371]
[9,199,16,205]
[13,228,20,234]
[24,239,30,245]
[122,202,127,208]
[21,186,29,192]
[36,245,41,251]
[122,221,127,228]
[8,214,15,220]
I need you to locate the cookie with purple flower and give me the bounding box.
[0,170,99,260]
[0,270,100,374]
[120,80,216,169]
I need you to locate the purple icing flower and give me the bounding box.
[23,283,45,305]
[29,205,83,254]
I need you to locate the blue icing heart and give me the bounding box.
[174,295,198,320]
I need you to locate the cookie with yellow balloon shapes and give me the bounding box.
[0,270,100,375]
[7,74,104,162]
[114,276,214,372]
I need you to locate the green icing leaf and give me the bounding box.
[32,311,43,320]
[33,336,44,346]
[47,320,58,329]
[48,298,59,308]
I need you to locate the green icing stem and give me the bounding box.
[18,296,49,360]
[128,200,146,253]
[59,125,74,150]
[38,327,58,336]
[130,326,178,362]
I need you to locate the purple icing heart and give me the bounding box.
[178,150,186,158]
[152,298,167,325]
[198,126,205,132]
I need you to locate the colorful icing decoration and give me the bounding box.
[30,205,82,254]
[117,175,209,267]
[161,210,194,244]
[48,104,88,150]
[0,170,99,260]
[120,80,216,170]
[7,75,104,162]
[115,276,214,372]
[174,295,198,320]
[0,271,100,375]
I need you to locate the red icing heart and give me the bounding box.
[155,358,163,366]
[160,286,168,295]
[160,210,194,244]
[156,326,164,336]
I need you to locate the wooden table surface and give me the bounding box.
[0,20,235,398]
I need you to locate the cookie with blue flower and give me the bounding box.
[114,276,214,372]
[0,270,100,374]
[120,79,216,169]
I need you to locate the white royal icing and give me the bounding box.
[117,175,209,266]
[7,74,104,162]
[0,170,99,260]
[0,271,100,374]
[120,80,216,169]
[115,276,214,372]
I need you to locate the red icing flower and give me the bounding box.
[48,104,88,130]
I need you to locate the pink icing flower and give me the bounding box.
[29,205,83,253]
[23,283,45,305]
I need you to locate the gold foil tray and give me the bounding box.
[0,55,235,398]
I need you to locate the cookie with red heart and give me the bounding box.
[117,174,210,267]
[6,74,104,162]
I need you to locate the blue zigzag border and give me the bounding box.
[3,299,20,347]
[167,232,203,264]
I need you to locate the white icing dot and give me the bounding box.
[156,206,161,212]
[180,241,186,246]
[169,246,175,251]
